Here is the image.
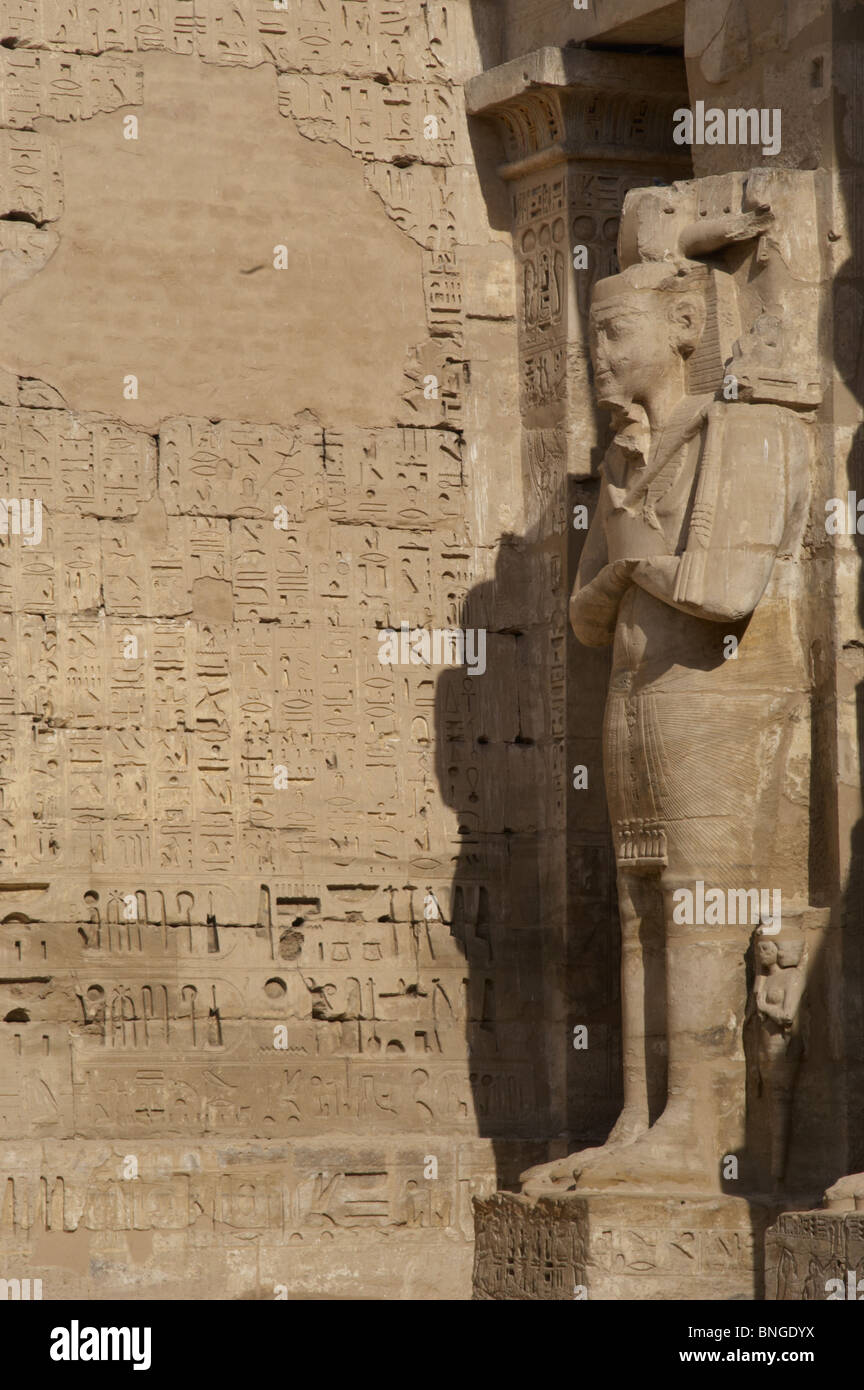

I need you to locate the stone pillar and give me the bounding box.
[683,0,858,1192]
[669,0,864,1297]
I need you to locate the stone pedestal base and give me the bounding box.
[766,1212,864,1300]
[473,1191,779,1300]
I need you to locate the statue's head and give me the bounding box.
[755,937,779,969]
[589,261,708,411]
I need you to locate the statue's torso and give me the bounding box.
[597,399,809,875]
[601,400,807,697]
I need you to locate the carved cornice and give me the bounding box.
[465,46,691,179]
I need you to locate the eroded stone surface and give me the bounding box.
[0,0,860,1307]
[766,1211,864,1300]
[0,0,540,1303]
[475,1190,778,1301]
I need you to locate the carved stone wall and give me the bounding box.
[0,0,861,1307]
[0,0,560,1301]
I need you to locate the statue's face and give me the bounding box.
[756,939,779,967]
[589,292,678,408]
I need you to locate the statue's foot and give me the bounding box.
[519,1113,648,1198]
[825,1173,864,1212]
[570,1114,715,1194]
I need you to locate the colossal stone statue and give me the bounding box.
[521,255,811,1197]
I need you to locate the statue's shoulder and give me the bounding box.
[705,398,803,425]
[703,399,810,454]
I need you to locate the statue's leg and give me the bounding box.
[638,874,735,1156]
[767,1054,802,1182]
[519,868,661,1196]
[565,868,746,1192]
[616,865,667,1136]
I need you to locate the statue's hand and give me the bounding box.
[569,561,635,646]
[761,1003,793,1027]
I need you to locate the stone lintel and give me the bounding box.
[465,47,690,178]
[501,1,685,64]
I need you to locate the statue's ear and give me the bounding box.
[668,296,706,358]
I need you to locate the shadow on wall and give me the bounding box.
[835,25,864,1184]
[426,1,624,1190]
[433,542,554,1189]
[433,532,604,1190]
[467,0,506,71]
